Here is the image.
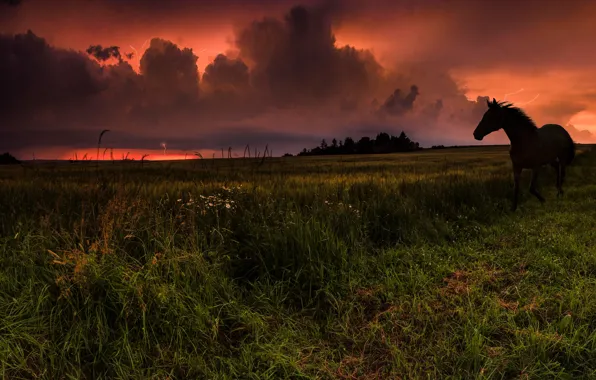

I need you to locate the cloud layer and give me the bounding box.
[1,0,595,158]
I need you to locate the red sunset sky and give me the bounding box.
[2,0,596,160]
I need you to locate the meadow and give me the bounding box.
[1,144,596,379]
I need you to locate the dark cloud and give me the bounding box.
[86,45,123,63]
[234,4,382,107]
[379,85,419,116]
[422,99,443,120]
[466,96,491,121]
[0,30,106,127]
[139,38,200,106]
[202,54,250,92]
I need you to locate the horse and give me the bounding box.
[473,98,575,211]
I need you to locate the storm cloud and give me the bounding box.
[233,4,382,108]
[202,54,250,93]
[379,85,420,116]
[0,30,107,127]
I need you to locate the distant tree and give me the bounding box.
[331,138,338,148]
[0,152,20,165]
[356,136,373,154]
[374,132,391,153]
[320,139,328,150]
[376,132,390,146]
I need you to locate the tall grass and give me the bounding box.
[1,146,596,378]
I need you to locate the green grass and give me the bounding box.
[1,145,596,379]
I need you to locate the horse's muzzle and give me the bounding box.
[473,133,483,141]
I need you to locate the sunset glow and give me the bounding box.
[60,149,220,162]
[569,111,596,133]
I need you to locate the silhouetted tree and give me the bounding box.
[0,152,20,165]
[376,132,390,145]
[356,137,373,154]
[297,131,421,156]
[374,132,391,153]
[344,137,355,152]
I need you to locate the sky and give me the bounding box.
[2,0,596,160]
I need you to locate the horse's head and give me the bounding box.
[473,98,507,141]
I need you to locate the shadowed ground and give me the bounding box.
[0,145,595,378]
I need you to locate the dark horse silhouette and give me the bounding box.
[473,98,575,211]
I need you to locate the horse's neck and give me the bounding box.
[503,125,538,148]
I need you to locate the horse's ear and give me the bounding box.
[492,98,497,105]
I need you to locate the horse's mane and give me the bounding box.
[494,100,538,131]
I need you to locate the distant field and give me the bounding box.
[1,145,596,379]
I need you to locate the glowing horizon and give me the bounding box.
[54,148,222,161]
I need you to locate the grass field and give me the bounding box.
[1,144,596,379]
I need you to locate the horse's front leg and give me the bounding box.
[529,167,545,203]
[512,165,522,212]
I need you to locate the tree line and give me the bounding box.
[296,131,421,156]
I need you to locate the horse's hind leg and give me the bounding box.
[529,168,546,203]
[511,166,522,212]
[558,165,566,196]
[552,161,562,197]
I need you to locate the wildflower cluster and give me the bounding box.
[176,196,196,208]
[175,185,243,215]
[323,200,361,217]
[199,194,235,210]
[199,185,244,211]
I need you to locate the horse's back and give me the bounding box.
[538,123,573,141]
[540,123,567,133]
